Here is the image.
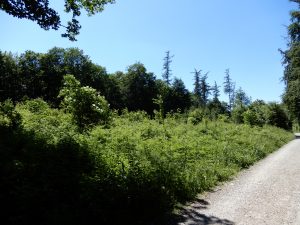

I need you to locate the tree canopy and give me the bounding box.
[281,0,300,124]
[0,0,115,41]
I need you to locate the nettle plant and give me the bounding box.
[59,74,110,130]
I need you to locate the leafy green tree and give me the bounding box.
[207,100,228,120]
[121,63,158,114]
[172,78,191,110]
[266,102,291,130]
[39,47,107,105]
[59,74,110,130]
[18,51,44,99]
[231,87,250,124]
[0,99,22,129]
[62,48,123,108]
[281,0,300,124]
[0,0,115,41]
[162,51,174,85]
[155,79,171,113]
[155,78,191,114]
[100,73,124,110]
[39,47,67,104]
[0,51,19,101]
[0,47,123,110]
[243,100,269,126]
[283,79,300,121]
[231,104,246,124]
[63,48,94,82]
[165,78,191,112]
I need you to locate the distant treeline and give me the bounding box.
[0,47,291,129]
[0,48,191,113]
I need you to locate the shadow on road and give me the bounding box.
[169,199,235,225]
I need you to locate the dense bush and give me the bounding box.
[0,99,22,128]
[0,101,293,225]
[59,74,111,130]
[266,103,291,130]
[239,101,291,129]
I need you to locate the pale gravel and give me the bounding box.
[174,139,300,225]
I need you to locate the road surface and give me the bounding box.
[174,138,300,225]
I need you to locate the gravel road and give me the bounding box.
[174,139,300,225]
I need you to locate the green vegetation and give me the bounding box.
[0,93,293,224]
[59,74,111,130]
[281,0,300,130]
[0,1,297,224]
[0,47,294,223]
[0,47,293,130]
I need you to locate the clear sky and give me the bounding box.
[0,0,298,102]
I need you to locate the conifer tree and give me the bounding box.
[212,81,220,101]
[192,69,202,107]
[162,51,174,85]
[200,72,210,106]
[223,69,235,111]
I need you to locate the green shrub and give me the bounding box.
[0,99,22,128]
[15,99,77,145]
[59,74,111,130]
[231,105,246,124]
[266,103,291,130]
[22,98,50,114]
[0,104,293,225]
[243,108,258,126]
[187,108,205,125]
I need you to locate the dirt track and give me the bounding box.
[174,139,300,225]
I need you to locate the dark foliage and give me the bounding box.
[0,0,115,41]
[281,1,300,124]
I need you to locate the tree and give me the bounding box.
[207,81,227,119]
[167,78,191,112]
[231,87,250,124]
[0,51,19,101]
[192,69,202,107]
[243,100,269,126]
[121,63,158,114]
[155,79,172,114]
[162,51,174,85]
[199,72,210,106]
[100,73,124,110]
[212,81,220,101]
[192,69,210,107]
[223,69,235,111]
[207,100,228,120]
[40,47,67,104]
[266,103,291,130]
[18,51,44,99]
[283,79,300,121]
[234,87,251,108]
[0,0,115,41]
[281,0,300,124]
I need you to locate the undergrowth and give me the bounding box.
[0,100,293,225]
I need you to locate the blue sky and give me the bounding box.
[0,0,297,102]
